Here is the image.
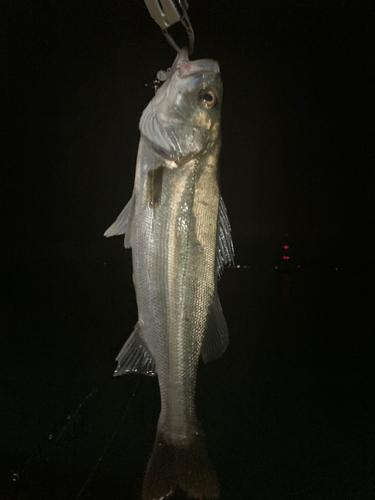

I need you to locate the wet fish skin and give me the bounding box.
[105,48,234,500]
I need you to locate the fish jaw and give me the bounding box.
[170,47,220,79]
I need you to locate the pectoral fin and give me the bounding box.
[114,323,156,377]
[216,196,235,278]
[201,291,229,363]
[104,194,134,249]
[146,165,165,209]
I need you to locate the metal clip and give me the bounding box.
[143,0,194,54]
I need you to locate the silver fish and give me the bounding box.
[105,48,234,500]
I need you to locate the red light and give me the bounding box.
[283,245,289,249]
[282,256,290,260]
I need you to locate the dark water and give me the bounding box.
[1,248,370,500]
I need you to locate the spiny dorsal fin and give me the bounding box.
[216,196,235,278]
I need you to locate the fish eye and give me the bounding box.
[201,91,216,108]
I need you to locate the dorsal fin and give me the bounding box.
[216,196,235,278]
[201,291,229,363]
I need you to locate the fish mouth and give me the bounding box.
[171,48,220,79]
[179,61,220,78]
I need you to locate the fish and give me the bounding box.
[104,48,234,500]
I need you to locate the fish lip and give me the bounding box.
[178,63,220,79]
[170,48,220,79]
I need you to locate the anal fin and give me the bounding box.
[114,323,156,377]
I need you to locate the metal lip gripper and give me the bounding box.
[143,0,195,54]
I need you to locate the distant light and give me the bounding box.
[236,265,241,268]
[282,256,290,260]
[275,266,278,269]
[335,267,338,271]
[283,245,289,250]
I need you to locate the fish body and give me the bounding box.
[105,49,234,500]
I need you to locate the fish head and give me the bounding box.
[139,49,223,161]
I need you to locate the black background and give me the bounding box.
[2,1,371,499]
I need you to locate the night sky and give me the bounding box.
[3,2,370,500]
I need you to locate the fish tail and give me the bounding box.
[142,427,220,500]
